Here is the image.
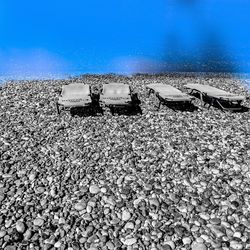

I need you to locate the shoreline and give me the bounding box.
[1,72,250,87]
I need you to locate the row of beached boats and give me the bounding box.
[56,83,247,115]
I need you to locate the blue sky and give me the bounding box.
[1,0,250,77]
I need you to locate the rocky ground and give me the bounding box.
[0,73,250,250]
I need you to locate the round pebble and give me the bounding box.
[100,187,107,193]
[75,202,85,211]
[230,241,243,249]
[191,225,200,232]
[4,246,16,250]
[79,237,87,243]
[163,241,175,250]
[89,185,100,194]
[125,222,135,229]
[161,245,172,250]
[54,241,61,248]
[0,230,6,238]
[210,218,221,225]
[196,237,204,243]
[16,221,25,233]
[122,237,137,246]
[33,218,44,227]
[122,210,131,221]
[233,232,241,238]
[29,173,36,181]
[183,237,192,245]
[106,241,115,249]
[192,242,207,250]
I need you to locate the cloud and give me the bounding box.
[109,56,167,75]
[0,48,70,79]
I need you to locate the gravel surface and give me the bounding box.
[0,73,250,250]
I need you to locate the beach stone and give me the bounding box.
[191,242,207,250]
[161,244,172,250]
[196,237,204,243]
[200,234,209,242]
[230,241,243,249]
[225,228,234,237]
[50,188,56,197]
[221,221,231,228]
[210,225,225,238]
[106,241,115,249]
[0,230,6,238]
[40,199,47,207]
[210,218,221,225]
[163,241,175,249]
[54,241,61,248]
[29,173,36,181]
[4,234,10,242]
[183,237,192,245]
[208,145,215,150]
[23,229,32,240]
[4,246,16,250]
[191,225,200,232]
[2,174,12,178]
[5,220,12,228]
[212,169,219,175]
[86,205,92,213]
[100,187,107,193]
[124,222,135,230]
[149,212,158,220]
[75,203,85,211]
[149,198,160,207]
[200,213,210,220]
[122,210,131,221]
[89,185,100,194]
[122,237,137,246]
[33,218,44,227]
[36,186,45,194]
[79,237,87,243]
[0,195,4,202]
[242,220,250,229]
[233,232,241,238]
[16,221,25,233]
[58,218,66,224]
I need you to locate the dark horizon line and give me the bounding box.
[1,71,250,84]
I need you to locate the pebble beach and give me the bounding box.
[0,73,250,250]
